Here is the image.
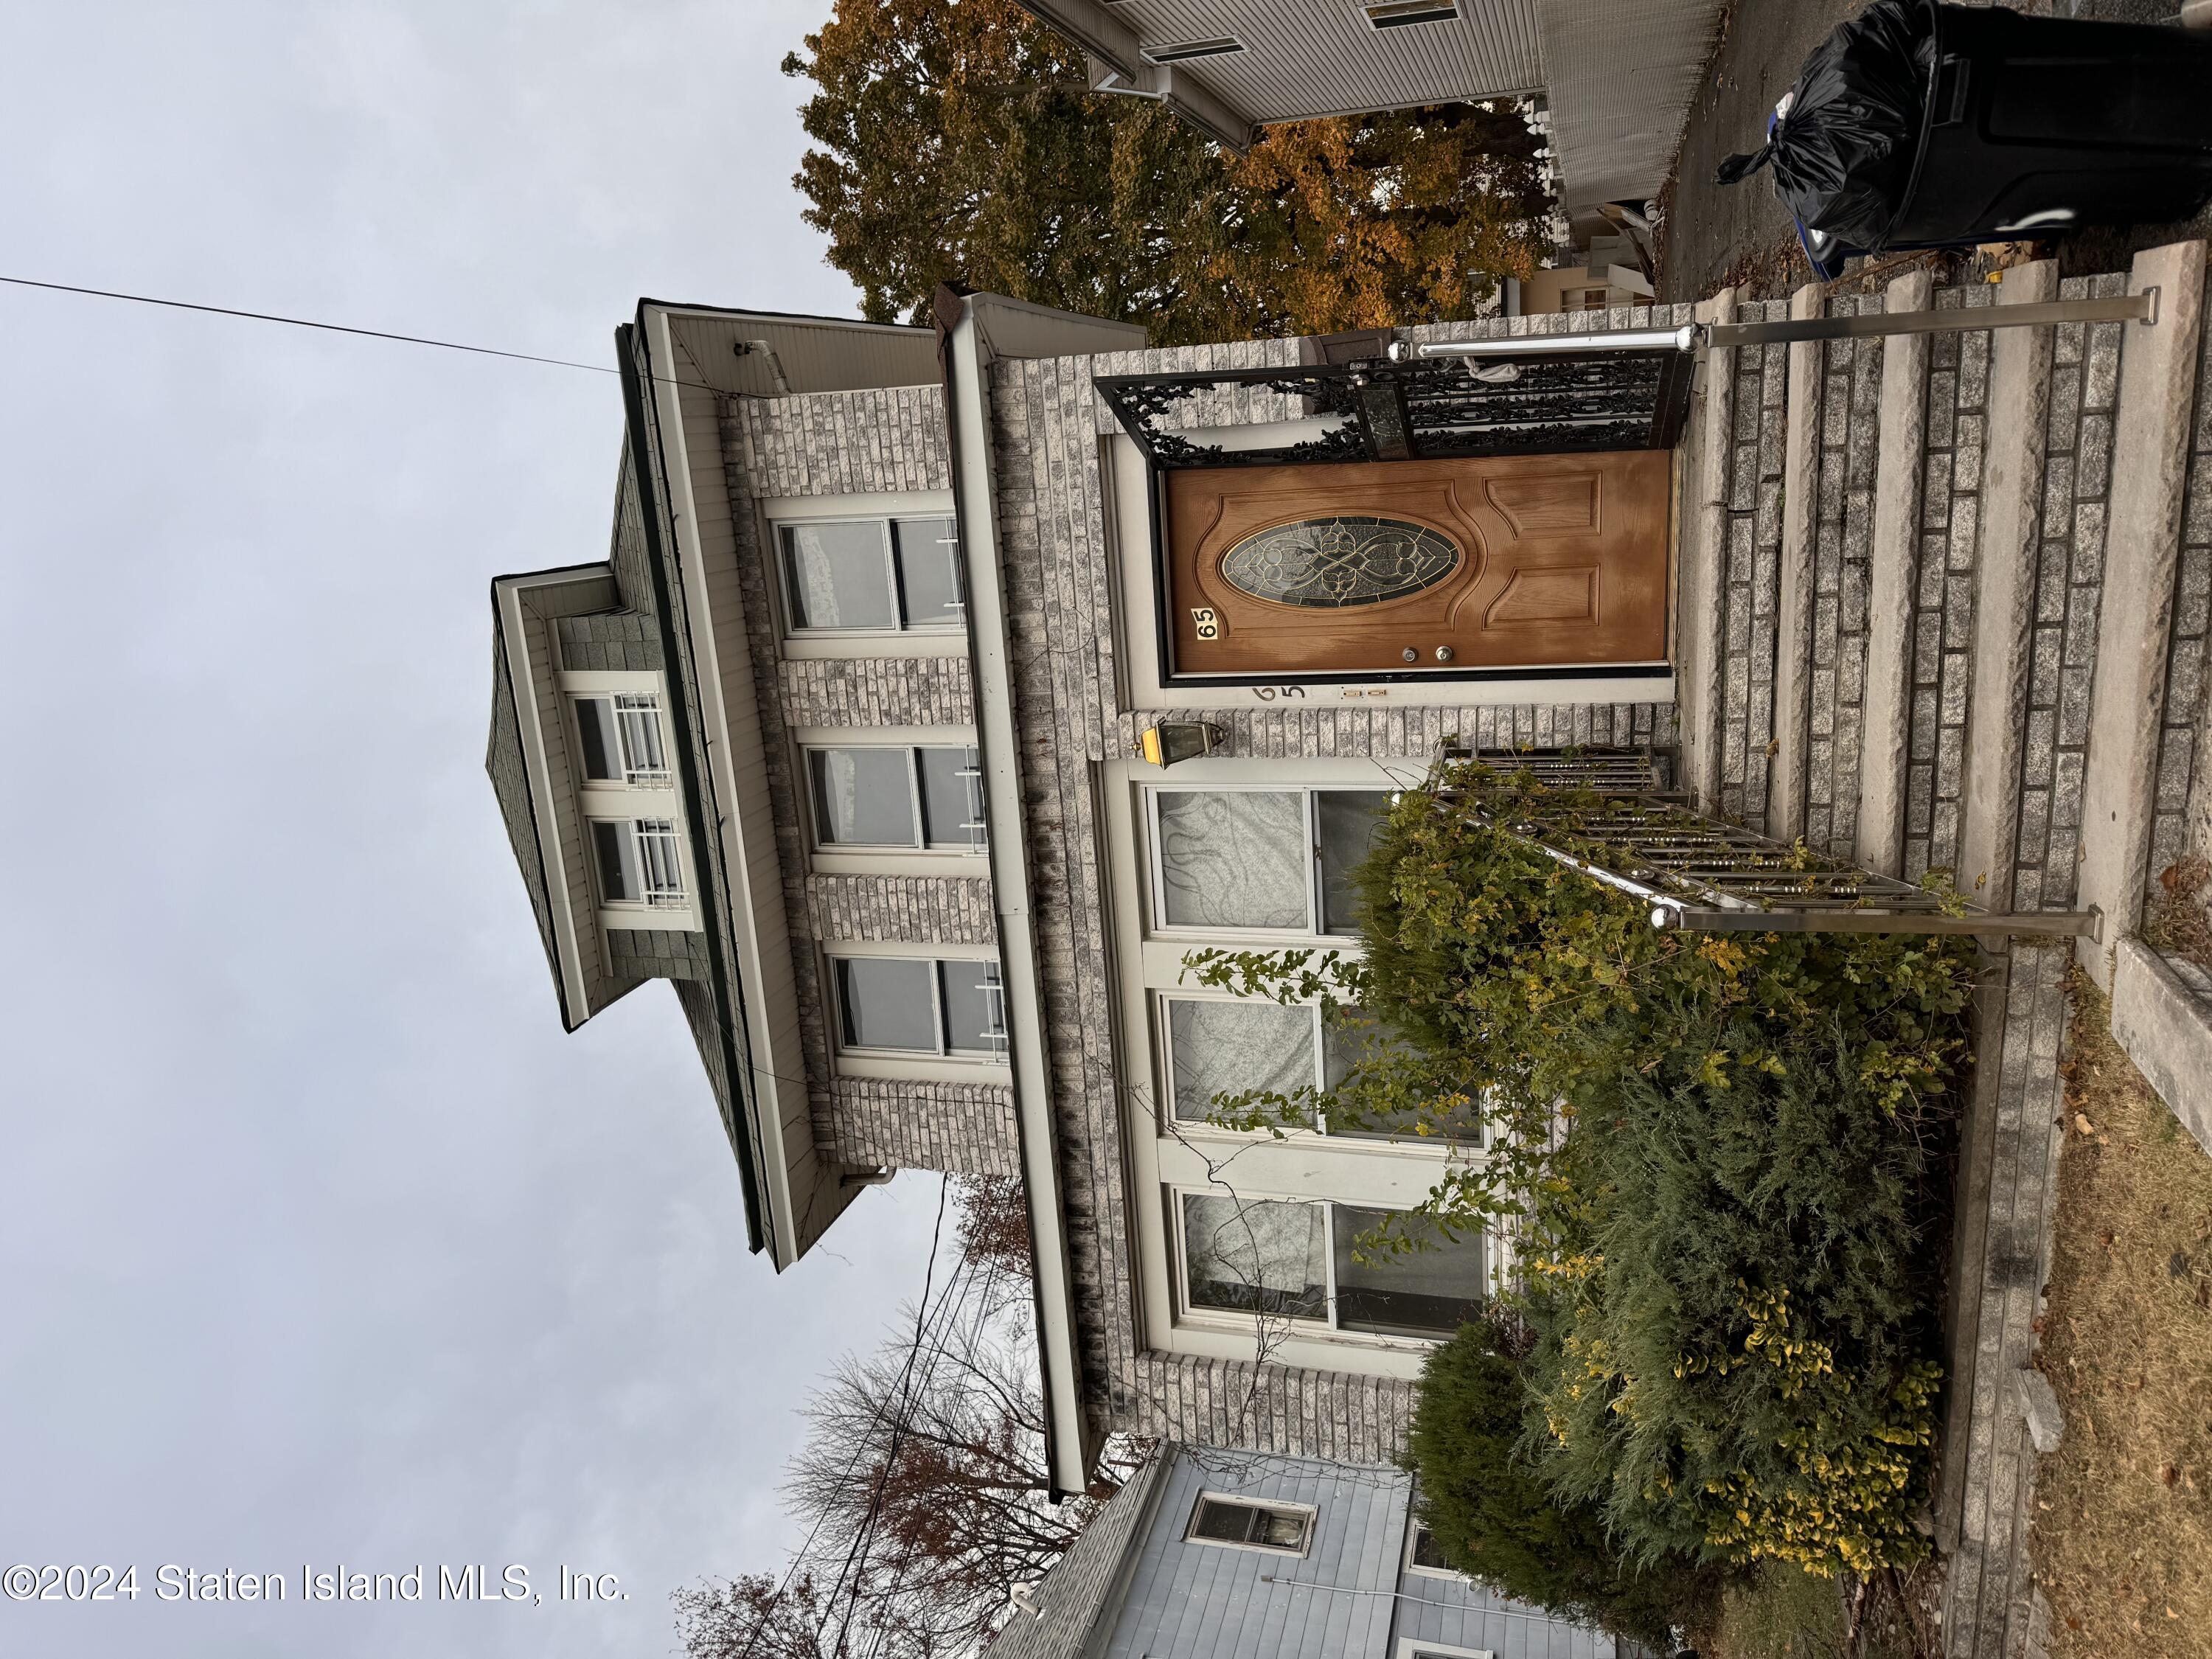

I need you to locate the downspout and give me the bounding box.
[931,285,1093,1500]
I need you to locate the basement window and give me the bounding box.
[1186,1495,1315,1555]
[1144,37,1244,63]
[1366,1,1460,27]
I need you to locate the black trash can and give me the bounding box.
[1722,0,2212,271]
[1895,3,2212,243]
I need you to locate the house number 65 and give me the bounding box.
[1190,607,1220,640]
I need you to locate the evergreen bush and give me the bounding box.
[1405,1321,1700,1644]
[1186,760,1977,1578]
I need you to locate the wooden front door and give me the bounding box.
[1163,451,1671,677]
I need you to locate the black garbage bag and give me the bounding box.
[1717,0,1933,251]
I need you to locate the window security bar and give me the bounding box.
[613,694,671,785]
[1394,288,2158,364]
[633,820,687,908]
[1436,748,2098,941]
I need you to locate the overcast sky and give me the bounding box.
[0,4,947,1655]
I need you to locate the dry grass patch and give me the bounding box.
[2029,975,2212,1656]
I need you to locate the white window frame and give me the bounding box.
[1183,1492,1317,1558]
[1105,756,1504,1380]
[827,948,1009,1065]
[571,690,674,787]
[1167,1188,1486,1346]
[588,818,690,925]
[802,741,987,854]
[768,493,964,645]
[1394,1642,1497,1659]
[1403,1520,1466,1581]
[1158,992,1476,1149]
[1144,782,1398,942]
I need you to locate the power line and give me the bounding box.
[729,1178,959,1659]
[0,273,619,375]
[824,1179,953,1659]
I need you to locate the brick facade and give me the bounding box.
[829,1077,1020,1178]
[990,316,1680,1459]
[804,874,996,945]
[777,655,974,728]
[712,386,1021,1183]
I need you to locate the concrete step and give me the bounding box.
[1672,242,2212,1659]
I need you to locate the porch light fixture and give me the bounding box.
[1135,721,1226,768]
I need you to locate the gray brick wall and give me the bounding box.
[1805,299,1884,855]
[777,656,975,728]
[554,608,665,672]
[1717,305,1791,830]
[733,385,950,497]
[2012,276,2126,915]
[988,319,1677,1460]
[828,1077,1020,1178]
[1121,1354,1418,1466]
[605,926,710,981]
[2149,273,2212,908]
[1903,287,1993,881]
[712,384,1018,1182]
[804,874,997,945]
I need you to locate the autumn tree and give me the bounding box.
[782,0,1553,343]
[678,1184,1139,1659]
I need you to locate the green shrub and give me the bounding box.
[1406,1321,1703,1644]
[1521,1005,1950,1576]
[1189,761,1976,1577]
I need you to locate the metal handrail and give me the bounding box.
[1438,749,2098,941]
[1393,289,2157,365]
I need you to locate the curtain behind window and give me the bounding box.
[1181,1194,1326,1318]
[1155,791,1307,929]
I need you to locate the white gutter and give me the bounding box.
[640,307,797,1267]
[495,577,592,1029]
[943,302,1091,1498]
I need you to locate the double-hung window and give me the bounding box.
[574,693,670,785]
[808,745,985,850]
[1175,1192,1486,1340]
[833,956,1007,1058]
[1150,787,1393,934]
[1185,1494,1315,1555]
[591,818,686,910]
[779,517,962,633]
[1163,998,1478,1143]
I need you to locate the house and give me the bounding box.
[487,288,1688,1496]
[1012,0,1723,232]
[985,1442,1621,1659]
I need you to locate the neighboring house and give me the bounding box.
[1521,232,1655,316]
[986,1443,1619,1659]
[1012,0,1722,224]
[487,288,1687,1495]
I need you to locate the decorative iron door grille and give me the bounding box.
[1094,349,1695,471]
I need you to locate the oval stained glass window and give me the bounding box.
[1217,516,1461,609]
